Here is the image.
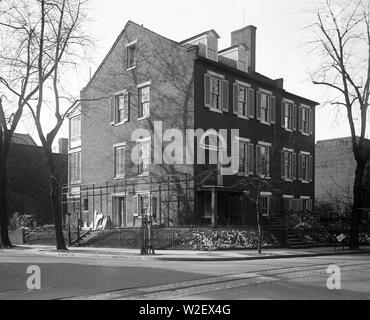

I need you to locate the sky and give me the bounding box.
[16,0,368,150]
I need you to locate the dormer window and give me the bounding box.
[181,30,219,62]
[126,40,137,70]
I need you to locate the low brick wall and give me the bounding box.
[9,230,25,245]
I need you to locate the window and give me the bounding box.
[83,199,89,211]
[298,152,313,182]
[69,115,81,149]
[69,151,81,184]
[281,149,297,181]
[110,92,129,125]
[259,193,272,217]
[238,140,254,176]
[257,144,271,178]
[238,86,247,117]
[114,145,126,178]
[282,101,295,131]
[133,194,156,217]
[204,73,229,112]
[138,140,150,175]
[301,197,313,212]
[127,42,137,69]
[299,105,313,135]
[257,91,276,125]
[138,85,150,119]
[210,77,222,110]
[283,196,293,211]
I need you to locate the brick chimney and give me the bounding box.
[231,25,257,72]
[58,138,68,154]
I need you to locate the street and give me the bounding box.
[0,249,369,300]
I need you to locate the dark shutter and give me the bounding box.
[110,96,115,125]
[309,109,314,135]
[222,80,229,112]
[204,74,211,108]
[309,155,313,182]
[248,143,254,175]
[124,93,130,122]
[292,104,297,131]
[298,106,303,132]
[281,101,286,128]
[298,154,303,180]
[248,88,255,118]
[233,83,239,114]
[281,151,286,179]
[256,91,262,120]
[270,95,276,124]
[292,153,297,180]
[256,145,261,176]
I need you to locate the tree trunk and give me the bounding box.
[45,148,67,251]
[350,160,365,250]
[0,144,12,248]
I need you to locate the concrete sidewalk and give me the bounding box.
[5,244,370,261]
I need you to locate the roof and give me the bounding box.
[180,29,220,44]
[11,133,37,146]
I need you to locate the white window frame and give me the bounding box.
[114,142,126,179]
[126,40,138,71]
[259,192,272,217]
[137,138,151,176]
[138,84,150,120]
[68,150,81,185]
[282,99,294,131]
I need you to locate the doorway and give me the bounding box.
[114,197,126,228]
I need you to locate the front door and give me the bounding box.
[114,197,126,228]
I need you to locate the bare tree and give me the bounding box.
[0,0,57,247]
[1,0,91,250]
[309,0,370,249]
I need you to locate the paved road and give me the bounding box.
[0,250,369,300]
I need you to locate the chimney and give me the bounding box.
[58,138,68,154]
[231,25,257,72]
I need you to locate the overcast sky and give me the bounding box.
[18,0,367,150]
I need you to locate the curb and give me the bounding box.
[25,248,370,262]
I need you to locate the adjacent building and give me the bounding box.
[67,21,317,229]
[7,134,68,224]
[315,137,370,213]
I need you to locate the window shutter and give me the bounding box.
[133,195,139,216]
[309,155,313,182]
[281,151,286,179]
[298,199,303,212]
[270,96,276,124]
[292,104,297,131]
[298,106,303,132]
[256,91,262,120]
[124,93,130,122]
[292,153,297,180]
[298,154,303,180]
[247,88,255,118]
[256,145,261,176]
[222,80,229,112]
[248,143,254,175]
[281,102,286,128]
[309,109,314,135]
[110,96,116,125]
[204,74,211,108]
[233,83,239,114]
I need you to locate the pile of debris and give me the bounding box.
[9,213,38,231]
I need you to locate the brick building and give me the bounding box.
[67,21,317,229]
[315,137,370,213]
[7,134,68,224]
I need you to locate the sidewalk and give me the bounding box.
[6,244,370,261]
